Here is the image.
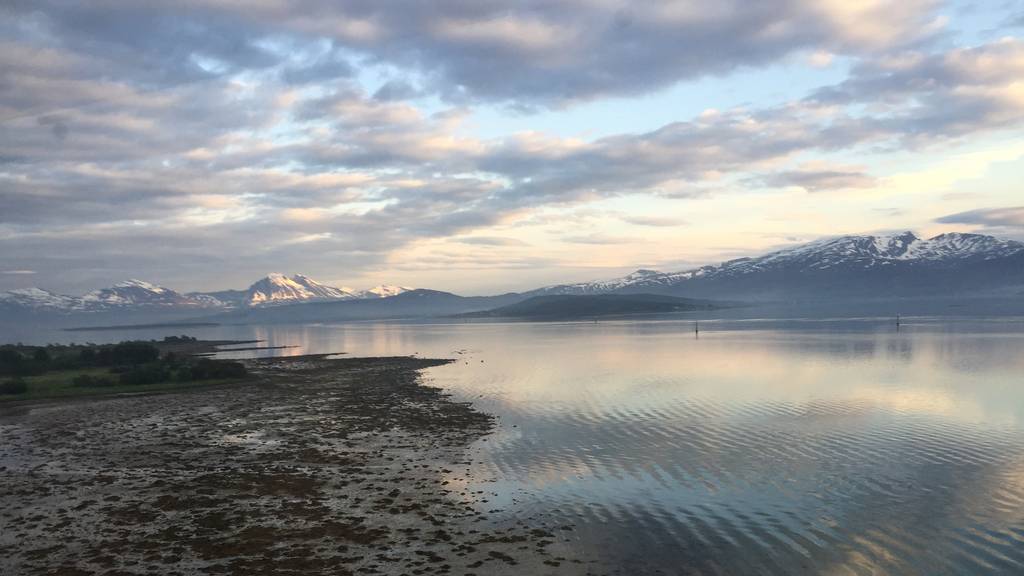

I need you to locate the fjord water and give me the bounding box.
[17,317,1024,573]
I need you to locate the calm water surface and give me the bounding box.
[14,317,1024,574]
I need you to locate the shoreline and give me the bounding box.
[0,355,590,575]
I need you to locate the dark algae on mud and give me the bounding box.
[0,355,594,575]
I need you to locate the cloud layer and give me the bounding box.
[937,206,1024,228]
[1,1,1022,292]
[6,0,945,105]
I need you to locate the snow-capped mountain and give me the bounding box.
[244,273,359,306]
[0,280,218,314]
[535,232,1024,300]
[191,275,415,307]
[3,232,1020,317]
[0,274,417,314]
[532,269,664,296]
[0,287,86,311]
[81,279,209,308]
[357,284,414,299]
[707,231,1023,272]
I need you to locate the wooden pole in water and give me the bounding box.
[695,320,699,338]
[896,314,901,331]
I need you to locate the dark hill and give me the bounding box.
[461,293,723,320]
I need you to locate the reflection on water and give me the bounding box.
[13,317,1024,573]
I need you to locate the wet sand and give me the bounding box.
[0,355,593,575]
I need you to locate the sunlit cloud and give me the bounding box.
[1,1,1022,292]
[936,206,1024,228]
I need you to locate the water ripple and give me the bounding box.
[459,373,1024,574]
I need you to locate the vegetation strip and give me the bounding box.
[0,336,252,402]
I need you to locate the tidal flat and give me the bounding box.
[0,355,590,575]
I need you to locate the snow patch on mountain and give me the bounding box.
[0,287,85,311]
[1,280,220,312]
[245,273,360,305]
[81,279,202,307]
[358,284,414,299]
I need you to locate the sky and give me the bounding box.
[1,0,1023,295]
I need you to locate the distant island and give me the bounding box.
[459,293,723,320]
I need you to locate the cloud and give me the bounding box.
[372,79,422,102]
[1,2,1022,291]
[3,2,280,88]
[619,215,685,227]
[281,52,354,85]
[5,0,944,106]
[758,162,878,192]
[562,234,639,245]
[391,252,559,272]
[1,270,36,275]
[3,42,1020,289]
[807,50,835,68]
[936,206,1024,228]
[453,236,530,247]
[809,39,1024,141]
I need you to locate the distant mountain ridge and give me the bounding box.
[360,284,415,299]
[532,232,1024,300]
[0,287,88,312]
[0,273,415,314]
[2,231,1023,320]
[83,279,206,308]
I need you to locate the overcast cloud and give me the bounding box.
[1,0,1022,293]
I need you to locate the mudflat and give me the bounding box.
[0,355,590,575]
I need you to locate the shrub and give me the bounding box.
[118,364,169,386]
[78,348,96,365]
[113,342,160,365]
[72,374,116,388]
[0,378,27,395]
[32,348,50,365]
[95,342,160,367]
[0,349,27,376]
[190,359,248,380]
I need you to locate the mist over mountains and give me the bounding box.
[2,231,1022,325]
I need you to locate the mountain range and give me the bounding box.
[0,274,414,314]
[531,232,1024,301]
[2,231,1022,323]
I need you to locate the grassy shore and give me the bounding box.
[7,367,248,401]
[0,338,256,402]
